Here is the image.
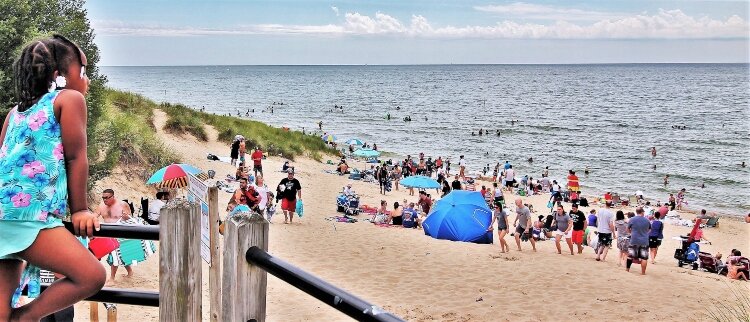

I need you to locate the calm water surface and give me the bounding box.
[101,64,750,216]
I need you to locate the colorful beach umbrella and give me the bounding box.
[399,175,440,189]
[146,163,204,189]
[346,138,364,146]
[353,149,380,158]
[422,190,493,244]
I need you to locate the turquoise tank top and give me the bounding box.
[0,90,68,221]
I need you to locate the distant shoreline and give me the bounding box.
[101,62,750,68]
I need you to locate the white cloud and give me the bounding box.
[474,2,626,21]
[331,6,339,16]
[93,9,749,39]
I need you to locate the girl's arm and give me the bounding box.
[57,91,99,236]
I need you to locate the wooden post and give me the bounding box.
[89,302,98,322]
[208,186,221,322]
[159,200,202,321]
[222,212,269,322]
[106,305,117,322]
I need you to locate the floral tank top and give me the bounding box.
[0,90,68,222]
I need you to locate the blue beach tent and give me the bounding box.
[422,190,493,244]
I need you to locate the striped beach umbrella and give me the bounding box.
[146,163,204,189]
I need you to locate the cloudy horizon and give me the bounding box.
[87,0,749,66]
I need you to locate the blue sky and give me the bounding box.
[86,0,749,65]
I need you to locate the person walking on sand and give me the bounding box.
[377,165,390,195]
[513,199,536,252]
[569,203,587,254]
[595,203,616,261]
[95,189,134,281]
[504,165,515,192]
[627,208,651,275]
[230,135,241,166]
[553,204,574,255]
[488,203,510,253]
[276,170,302,224]
[648,212,664,264]
[251,147,264,177]
[614,211,629,266]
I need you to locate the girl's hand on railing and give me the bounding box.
[71,210,101,237]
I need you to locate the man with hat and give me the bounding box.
[276,169,302,224]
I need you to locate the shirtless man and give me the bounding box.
[95,189,133,281]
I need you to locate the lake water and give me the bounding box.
[101,64,750,216]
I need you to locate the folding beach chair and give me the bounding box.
[704,216,719,228]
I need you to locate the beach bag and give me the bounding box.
[546,200,553,209]
[89,238,120,260]
[295,199,304,217]
[686,242,700,262]
[374,213,388,224]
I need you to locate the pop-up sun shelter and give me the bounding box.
[422,190,493,244]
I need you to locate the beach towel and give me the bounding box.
[105,218,156,267]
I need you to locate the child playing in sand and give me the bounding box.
[0,35,105,320]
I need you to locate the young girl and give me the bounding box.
[0,35,105,320]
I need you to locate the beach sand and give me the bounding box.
[76,109,750,321]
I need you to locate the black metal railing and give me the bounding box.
[62,221,160,240]
[246,246,404,322]
[40,285,159,307]
[56,222,160,306]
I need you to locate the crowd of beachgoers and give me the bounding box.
[317,146,750,280]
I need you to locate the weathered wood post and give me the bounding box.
[89,302,98,322]
[159,200,202,321]
[208,186,221,322]
[106,305,116,322]
[222,212,269,322]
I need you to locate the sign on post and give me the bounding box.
[187,172,211,264]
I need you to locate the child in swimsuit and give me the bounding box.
[0,36,105,318]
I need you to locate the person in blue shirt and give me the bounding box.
[402,203,420,229]
[648,212,665,264]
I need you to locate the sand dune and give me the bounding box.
[77,110,749,322]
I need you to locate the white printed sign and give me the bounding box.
[40,270,55,284]
[187,172,211,264]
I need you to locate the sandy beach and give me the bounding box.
[78,110,749,322]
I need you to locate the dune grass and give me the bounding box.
[89,90,179,184]
[102,89,332,166]
[157,102,333,161]
[705,283,750,322]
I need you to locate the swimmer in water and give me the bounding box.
[664,174,669,186]
[584,166,589,175]
[651,147,656,157]
[742,161,746,168]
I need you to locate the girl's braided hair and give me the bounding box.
[13,34,83,111]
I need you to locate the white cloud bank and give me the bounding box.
[93,9,748,39]
[474,2,627,21]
